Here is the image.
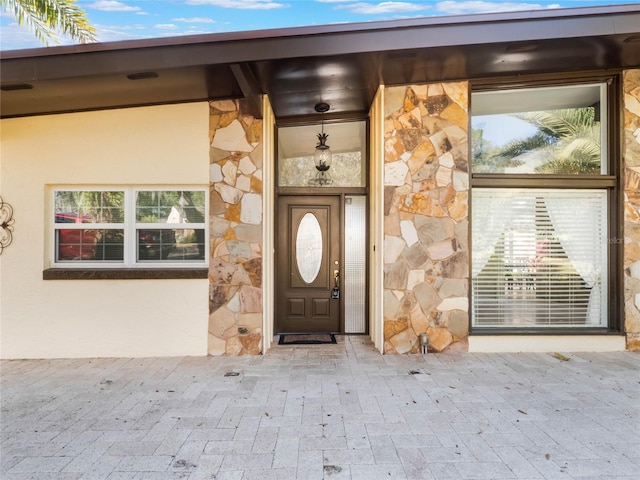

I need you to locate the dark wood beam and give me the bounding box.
[230,63,263,119]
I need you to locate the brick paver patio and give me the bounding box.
[1,336,639,479]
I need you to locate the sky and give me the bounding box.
[1,0,637,51]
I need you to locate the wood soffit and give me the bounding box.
[1,5,639,119]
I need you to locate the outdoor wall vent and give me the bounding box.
[505,43,539,53]
[126,72,159,80]
[1,83,34,91]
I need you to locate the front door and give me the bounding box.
[276,195,341,333]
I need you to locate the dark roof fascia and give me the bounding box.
[2,5,639,84]
[1,4,638,59]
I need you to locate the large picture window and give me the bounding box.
[472,189,607,327]
[471,81,615,330]
[53,188,207,267]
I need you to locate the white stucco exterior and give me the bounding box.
[469,335,626,353]
[369,87,385,353]
[0,103,210,359]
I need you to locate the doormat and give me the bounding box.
[278,333,337,345]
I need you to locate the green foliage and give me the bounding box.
[1,0,96,45]
[497,131,555,160]
[279,151,364,187]
[471,128,520,173]
[518,108,596,139]
[55,191,124,223]
[513,108,601,174]
[135,191,205,224]
[474,107,601,174]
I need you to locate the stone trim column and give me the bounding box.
[623,69,640,351]
[382,82,469,353]
[208,100,263,355]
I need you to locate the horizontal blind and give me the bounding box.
[472,189,607,328]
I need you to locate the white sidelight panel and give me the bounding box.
[345,195,367,333]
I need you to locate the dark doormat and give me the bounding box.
[278,333,337,345]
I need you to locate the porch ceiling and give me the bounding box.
[1,5,639,119]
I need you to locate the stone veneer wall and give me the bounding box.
[208,100,263,355]
[382,82,469,353]
[624,69,640,351]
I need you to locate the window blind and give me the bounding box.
[472,189,607,328]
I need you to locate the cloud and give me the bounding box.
[0,22,48,50]
[172,17,217,24]
[334,2,429,14]
[434,1,550,15]
[88,1,143,12]
[92,22,230,44]
[185,0,288,9]
[94,24,148,43]
[154,24,179,30]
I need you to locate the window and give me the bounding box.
[472,84,606,175]
[277,121,367,187]
[472,189,607,327]
[471,81,615,330]
[53,188,207,267]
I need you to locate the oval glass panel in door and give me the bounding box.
[296,212,323,284]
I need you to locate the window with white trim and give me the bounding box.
[53,188,207,267]
[471,81,615,329]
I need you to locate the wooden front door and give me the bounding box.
[276,195,341,333]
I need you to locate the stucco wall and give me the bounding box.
[0,103,210,359]
[369,88,385,353]
[624,69,640,351]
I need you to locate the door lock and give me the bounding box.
[332,269,340,299]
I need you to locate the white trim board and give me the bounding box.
[469,335,626,353]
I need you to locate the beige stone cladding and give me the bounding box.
[208,100,263,355]
[383,82,470,353]
[624,69,640,351]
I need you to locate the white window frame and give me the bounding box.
[51,186,208,268]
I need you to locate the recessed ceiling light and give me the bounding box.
[1,83,34,91]
[126,72,159,80]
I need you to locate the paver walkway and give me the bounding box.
[1,336,639,479]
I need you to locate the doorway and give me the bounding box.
[275,120,369,335]
[275,193,368,334]
[276,195,341,333]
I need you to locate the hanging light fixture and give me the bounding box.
[309,102,333,186]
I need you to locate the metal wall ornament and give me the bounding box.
[0,195,15,255]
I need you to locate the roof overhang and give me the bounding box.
[1,5,639,119]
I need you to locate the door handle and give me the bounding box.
[332,270,340,299]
